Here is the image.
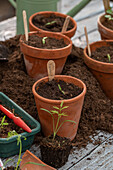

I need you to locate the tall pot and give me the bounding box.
[32,75,86,141]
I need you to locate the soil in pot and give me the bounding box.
[37,79,83,100]
[40,135,72,168]
[32,14,74,32]
[0,108,25,138]
[90,42,113,63]
[102,15,113,31]
[0,36,113,148]
[25,34,67,49]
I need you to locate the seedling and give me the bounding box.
[58,84,65,95]
[41,101,76,140]
[7,130,18,138]
[0,116,8,131]
[42,37,48,45]
[105,9,113,20]
[45,21,56,26]
[107,53,111,62]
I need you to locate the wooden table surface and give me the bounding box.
[0,0,113,169]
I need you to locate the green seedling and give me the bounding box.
[0,116,8,131]
[45,21,56,26]
[7,130,18,138]
[42,37,48,45]
[58,84,65,95]
[107,54,111,62]
[41,101,76,140]
[105,9,113,20]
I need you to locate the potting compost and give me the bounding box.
[0,35,113,148]
[32,14,74,32]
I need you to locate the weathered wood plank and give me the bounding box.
[72,135,113,169]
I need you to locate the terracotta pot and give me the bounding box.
[32,75,86,141]
[84,40,113,101]
[20,31,72,80]
[29,11,77,38]
[20,150,56,170]
[98,14,113,40]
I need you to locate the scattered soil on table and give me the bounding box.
[25,34,67,49]
[102,16,113,31]
[0,44,9,61]
[32,14,74,32]
[40,135,72,168]
[91,43,113,63]
[37,79,83,100]
[0,36,113,149]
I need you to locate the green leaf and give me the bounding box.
[21,161,45,168]
[58,84,62,91]
[60,101,64,108]
[40,108,51,114]
[45,21,56,26]
[107,54,111,62]
[105,15,111,18]
[1,116,6,124]
[61,106,69,110]
[42,37,48,44]
[3,123,8,126]
[4,158,13,167]
[51,110,59,114]
[107,9,113,15]
[53,106,59,110]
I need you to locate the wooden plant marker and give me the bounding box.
[47,60,55,81]
[61,16,70,33]
[22,10,28,41]
[84,26,91,57]
[103,0,110,12]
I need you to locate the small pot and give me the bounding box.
[29,11,77,38]
[32,75,86,141]
[98,14,113,40]
[20,31,72,80]
[20,150,56,170]
[84,40,113,101]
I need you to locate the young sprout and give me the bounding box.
[0,116,8,130]
[45,21,56,26]
[105,9,113,20]
[7,130,18,138]
[41,101,76,140]
[107,54,111,62]
[58,84,65,95]
[42,37,48,45]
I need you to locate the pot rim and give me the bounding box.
[84,40,113,73]
[20,31,72,52]
[32,75,86,104]
[98,14,113,33]
[29,11,77,35]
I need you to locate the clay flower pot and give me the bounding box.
[98,14,113,40]
[20,150,56,170]
[29,11,77,38]
[32,75,86,141]
[20,31,72,80]
[84,40,113,101]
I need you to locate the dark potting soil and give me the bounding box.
[0,44,9,61]
[91,43,113,63]
[40,135,72,168]
[37,79,83,100]
[32,14,74,32]
[102,16,113,30]
[25,34,67,49]
[4,167,19,170]
[0,36,113,149]
[0,109,24,138]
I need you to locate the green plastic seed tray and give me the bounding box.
[0,92,41,158]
